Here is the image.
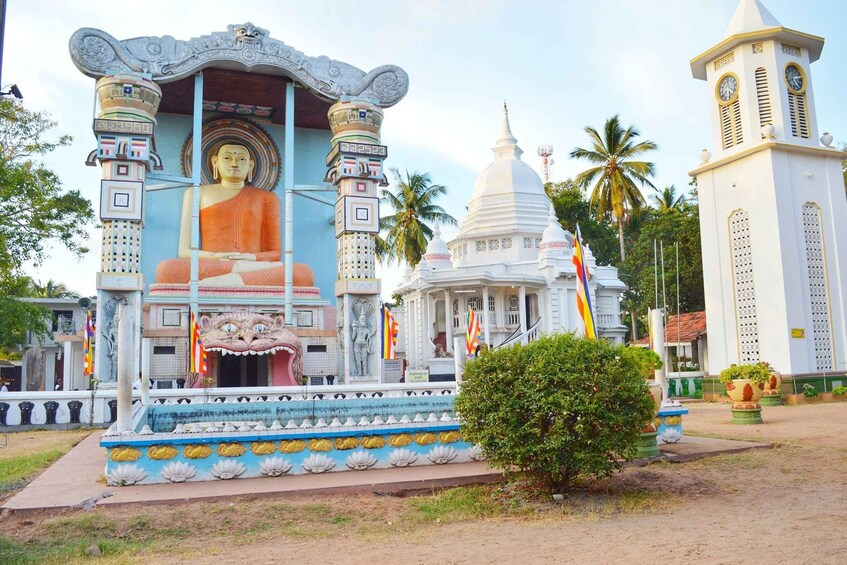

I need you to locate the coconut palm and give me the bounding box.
[29,278,79,299]
[570,115,657,261]
[379,170,457,267]
[651,185,687,212]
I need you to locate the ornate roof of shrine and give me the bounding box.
[69,22,409,107]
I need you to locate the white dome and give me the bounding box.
[457,103,550,239]
[539,205,571,257]
[424,222,452,265]
[470,158,546,201]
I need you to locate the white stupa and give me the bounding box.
[395,105,628,379]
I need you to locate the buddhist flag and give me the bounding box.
[466,308,481,359]
[189,312,208,376]
[382,305,399,360]
[572,224,597,339]
[83,310,95,377]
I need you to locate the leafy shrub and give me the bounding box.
[455,333,655,493]
[620,347,663,380]
[832,386,847,397]
[802,383,818,398]
[718,363,770,386]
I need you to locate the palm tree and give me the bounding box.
[570,115,658,261]
[29,278,79,299]
[651,185,687,212]
[379,170,457,267]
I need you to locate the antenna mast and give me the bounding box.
[538,145,554,183]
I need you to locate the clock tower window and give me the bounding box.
[787,91,810,139]
[719,100,743,149]
[754,67,773,136]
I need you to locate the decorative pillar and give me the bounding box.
[90,74,160,394]
[62,342,72,391]
[651,308,668,400]
[140,337,151,405]
[327,98,388,382]
[482,286,490,346]
[519,285,527,342]
[443,289,452,354]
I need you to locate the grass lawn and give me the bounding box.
[0,429,91,494]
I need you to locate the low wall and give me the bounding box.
[0,383,458,427]
[102,395,481,485]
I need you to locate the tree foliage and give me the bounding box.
[650,185,687,212]
[378,169,457,267]
[0,99,94,355]
[456,333,655,493]
[621,206,704,325]
[28,278,80,299]
[569,115,657,261]
[545,179,620,265]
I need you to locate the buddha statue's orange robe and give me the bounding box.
[155,187,314,287]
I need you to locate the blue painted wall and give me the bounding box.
[141,114,337,304]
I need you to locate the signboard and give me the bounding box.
[406,369,429,384]
[791,328,806,338]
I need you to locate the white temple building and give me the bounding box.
[395,106,628,379]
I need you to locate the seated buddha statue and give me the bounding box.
[155,144,314,287]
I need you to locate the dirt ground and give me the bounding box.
[3,402,847,564]
[186,402,847,565]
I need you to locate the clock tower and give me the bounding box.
[690,0,847,381]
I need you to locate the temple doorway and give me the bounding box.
[216,353,269,387]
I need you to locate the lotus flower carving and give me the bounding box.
[161,461,197,483]
[345,451,378,471]
[467,444,487,461]
[427,446,458,465]
[302,453,336,474]
[107,464,147,486]
[660,429,683,444]
[260,456,293,477]
[211,459,247,480]
[388,448,419,468]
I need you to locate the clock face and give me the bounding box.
[718,75,738,102]
[785,65,804,92]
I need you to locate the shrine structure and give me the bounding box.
[69,23,409,394]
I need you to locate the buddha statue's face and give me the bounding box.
[212,144,254,184]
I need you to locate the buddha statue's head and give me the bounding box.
[212,144,255,185]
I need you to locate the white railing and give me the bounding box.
[595,313,622,328]
[0,382,460,427]
[506,312,520,326]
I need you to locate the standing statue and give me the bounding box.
[155,144,315,287]
[101,295,128,382]
[351,303,376,376]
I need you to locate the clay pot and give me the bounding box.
[725,378,764,409]
[646,381,663,414]
[762,371,782,396]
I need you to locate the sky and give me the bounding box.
[3,0,847,299]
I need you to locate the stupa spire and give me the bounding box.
[493,101,523,161]
[724,0,781,38]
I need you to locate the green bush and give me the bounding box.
[455,333,655,493]
[718,363,770,386]
[802,383,818,398]
[620,347,663,380]
[832,386,847,397]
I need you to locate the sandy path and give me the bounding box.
[178,402,847,565]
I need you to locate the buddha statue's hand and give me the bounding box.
[206,252,257,261]
[225,253,257,261]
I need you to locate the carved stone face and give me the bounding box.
[199,312,300,356]
[212,144,254,184]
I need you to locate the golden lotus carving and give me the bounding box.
[147,445,178,460]
[109,446,141,462]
